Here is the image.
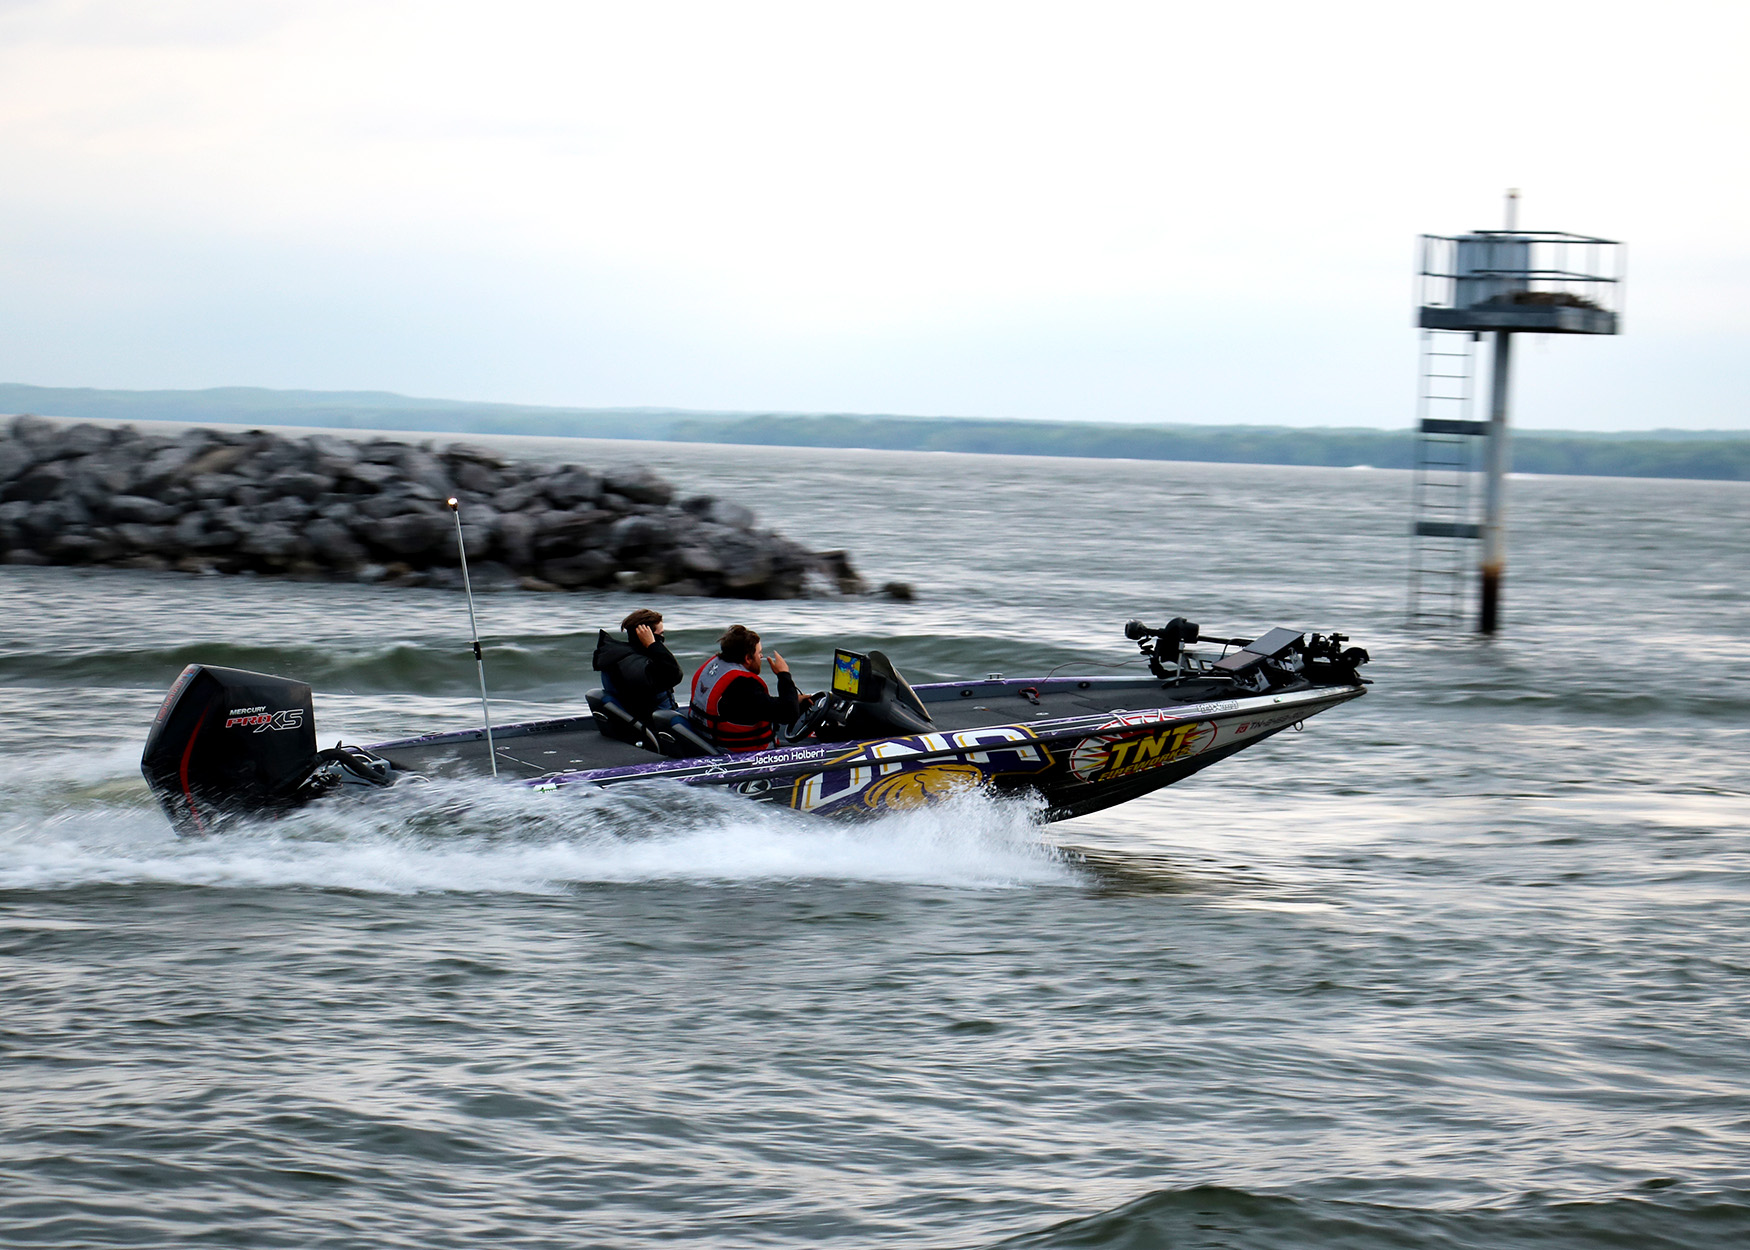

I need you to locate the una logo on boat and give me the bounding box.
[1069,712,1216,781]
[791,727,1053,814]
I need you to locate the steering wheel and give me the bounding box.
[781,690,833,743]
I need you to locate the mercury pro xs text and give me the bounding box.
[142,618,1369,834]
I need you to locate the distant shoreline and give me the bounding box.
[4,383,1747,482]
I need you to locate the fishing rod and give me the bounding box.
[447,498,498,777]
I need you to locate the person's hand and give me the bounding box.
[768,651,790,675]
[634,624,655,647]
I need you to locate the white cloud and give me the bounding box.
[1,0,1746,426]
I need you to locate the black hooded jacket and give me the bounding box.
[591,629,683,723]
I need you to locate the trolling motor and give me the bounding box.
[1124,617,1250,678]
[1125,618,1370,686]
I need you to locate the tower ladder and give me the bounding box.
[1408,329,1486,626]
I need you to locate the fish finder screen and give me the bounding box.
[832,650,865,697]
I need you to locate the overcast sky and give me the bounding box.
[1,0,1745,429]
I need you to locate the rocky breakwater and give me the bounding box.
[0,417,865,598]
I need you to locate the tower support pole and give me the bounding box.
[1479,330,1514,633]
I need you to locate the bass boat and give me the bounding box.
[141,618,1369,834]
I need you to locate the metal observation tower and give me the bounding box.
[1407,191,1623,633]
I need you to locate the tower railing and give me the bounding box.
[1418,232,1624,336]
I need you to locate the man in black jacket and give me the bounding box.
[592,608,683,724]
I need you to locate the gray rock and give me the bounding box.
[674,545,722,576]
[705,499,756,529]
[444,442,503,465]
[266,469,332,502]
[609,513,668,554]
[305,435,358,462]
[187,472,248,501]
[709,532,773,589]
[374,511,448,557]
[209,504,258,532]
[5,413,52,437]
[59,424,115,457]
[192,526,241,552]
[0,440,38,483]
[454,505,497,560]
[239,522,304,562]
[172,513,207,547]
[260,496,313,524]
[451,460,503,495]
[357,493,429,521]
[107,495,180,525]
[398,480,446,503]
[544,468,603,508]
[132,445,202,495]
[604,467,674,506]
[818,550,866,595]
[182,444,250,479]
[344,461,400,490]
[62,495,96,528]
[114,522,177,553]
[539,551,615,588]
[494,510,541,567]
[305,517,367,566]
[395,447,451,495]
[492,481,545,513]
[4,461,68,503]
[48,532,117,563]
[73,460,133,501]
[462,560,517,590]
[538,508,612,549]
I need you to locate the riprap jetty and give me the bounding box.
[0,417,864,598]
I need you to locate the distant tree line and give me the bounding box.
[666,415,1750,481]
[5,384,1746,481]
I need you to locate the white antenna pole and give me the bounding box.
[447,498,498,777]
[1505,187,1519,231]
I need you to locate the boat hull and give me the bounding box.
[385,683,1365,822]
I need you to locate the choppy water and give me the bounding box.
[3,442,1748,1248]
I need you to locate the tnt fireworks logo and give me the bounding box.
[225,706,305,733]
[1069,712,1216,781]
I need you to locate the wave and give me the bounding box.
[0,754,1071,895]
[996,1183,1750,1250]
[0,629,1142,700]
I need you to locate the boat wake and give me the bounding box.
[0,749,1071,895]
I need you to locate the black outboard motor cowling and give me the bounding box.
[141,664,318,835]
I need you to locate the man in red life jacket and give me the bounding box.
[689,624,801,752]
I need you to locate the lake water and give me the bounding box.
[3,440,1748,1248]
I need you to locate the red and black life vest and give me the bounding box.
[689,655,775,752]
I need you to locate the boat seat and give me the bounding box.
[649,707,720,759]
[585,688,661,753]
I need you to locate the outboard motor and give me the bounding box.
[141,664,319,835]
